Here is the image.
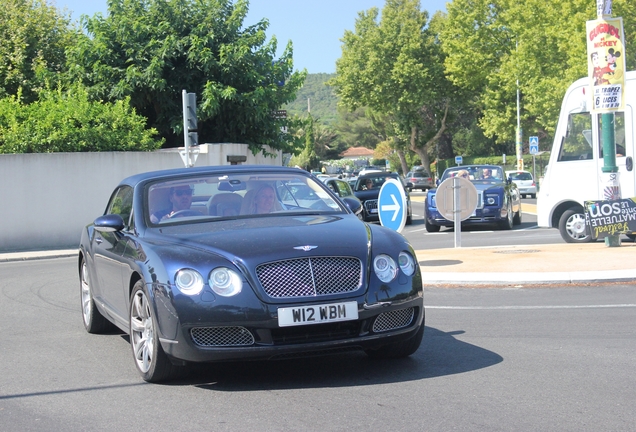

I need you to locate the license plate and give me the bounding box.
[370,208,378,214]
[278,301,358,327]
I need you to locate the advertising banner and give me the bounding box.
[586,17,626,112]
[585,197,636,239]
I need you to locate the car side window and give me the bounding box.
[106,186,134,231]
[334,180,350,197]
[559,112,593,161]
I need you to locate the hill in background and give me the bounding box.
[285,73,338,125]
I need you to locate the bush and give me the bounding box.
[0,85,163,153]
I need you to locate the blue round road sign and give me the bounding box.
[378,179,407,232]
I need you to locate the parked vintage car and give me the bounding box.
[424,165,522,232]
[79,165,424,382]
[353,172,413,224]
[505,170,537,198]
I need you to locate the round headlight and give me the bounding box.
[374,254,397,283]
[486,196,496,205]
[209,267,242,297]
[398,251,416,276]
[175,269,204,295]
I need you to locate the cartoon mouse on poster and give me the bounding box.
[603,48,623,84]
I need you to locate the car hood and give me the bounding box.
[146,215,371,263]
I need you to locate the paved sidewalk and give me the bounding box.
[416,242,636,285]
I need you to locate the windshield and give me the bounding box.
[147,172,343,225]
[441,166,504,182]
[354,174,401,191]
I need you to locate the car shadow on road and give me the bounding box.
[165,326,503,390]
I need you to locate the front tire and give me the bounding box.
[558,208,592,243]
[499,201,514,230]
[513,204,522,225]
[129,281,182,382]
[80,259,112,334]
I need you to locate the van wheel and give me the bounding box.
[558,208,591,243]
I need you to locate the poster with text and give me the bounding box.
[586,17,626,112]
[585,198,636,239]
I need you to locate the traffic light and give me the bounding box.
[182,91,198,147]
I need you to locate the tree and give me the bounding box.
[289,115,320,170]
[439,0,636,147]
[329,0,455,175]
[65,0,306,153]
[0,0,77,103]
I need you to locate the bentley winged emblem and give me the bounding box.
[293,245,318,252]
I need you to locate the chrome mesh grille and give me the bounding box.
[190,326,255,347]
[364,199,378,213]
[372,308,415,333]
[256,257,362,298]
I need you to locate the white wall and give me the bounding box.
[0,144,281,252]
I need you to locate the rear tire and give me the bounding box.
[558,208,592,243]
[80,259,113,334]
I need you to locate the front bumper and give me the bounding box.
[426,205,506,227]
[160,297,424,363]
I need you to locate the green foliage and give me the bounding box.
[285,73,338,125]
[440,0,636,146]
[329,0,456,173]
[65,0,306,152]
[0,85,163,153]
[0,0,77,103]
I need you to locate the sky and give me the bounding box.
[53,0,448,74]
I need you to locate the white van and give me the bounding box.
[537,71,635,243]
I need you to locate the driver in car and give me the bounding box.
[150,185,194,223]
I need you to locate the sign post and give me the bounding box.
[435,177,478,247]
[586,0,625,246]
[529,136,539,184]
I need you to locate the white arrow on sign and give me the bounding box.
[381,194,400,221]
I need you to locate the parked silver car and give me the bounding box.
[404,171,434,191]
[505,170,537,198]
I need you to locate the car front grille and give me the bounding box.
[372,307,415,333]
[476,191,483,209]
[190,326,255,347]
[256,256,362,298]
[364,199,378,213]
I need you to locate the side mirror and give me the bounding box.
[342,197,363,216]
[94,214,125,232]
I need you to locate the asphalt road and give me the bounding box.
[405,195,558,250]
[1,257,635,431]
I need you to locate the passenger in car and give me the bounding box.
[457,170,470,179]
[241,184,281,214]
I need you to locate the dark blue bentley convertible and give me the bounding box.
[424,164,522,232]
[79,165,424,382]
